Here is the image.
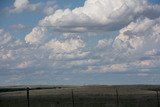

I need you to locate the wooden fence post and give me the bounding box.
[71,90,75,107]
[116,89,119,107]
[27,87,30,107]
[156,91,160,107]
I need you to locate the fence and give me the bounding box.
[0,87,160,107]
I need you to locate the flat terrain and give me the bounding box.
[0,85,160,107]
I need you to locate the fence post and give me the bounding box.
[71,89,75,107]
[27,87,30,107]
[116,89,119,107]
[156,91,160,107]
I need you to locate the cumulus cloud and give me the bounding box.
[22,17,160,73]
[39,0,160,32]
[9,0,41,13]
[7,0,57,14]
[44,37,85,53]
[0,29,38,70]
[0,51,14,60]
[133,60,155,68]
[113,17,160,54]
[25,27,47,44]
[1,0,160,83]
[113,32,144,53]
[43,1,58,15]
[97,39,113,48]
[11,0,29,13]
[114,17,160,67]
[0,29,12,46]
[79,17,160,73]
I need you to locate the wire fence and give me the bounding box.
[0,87,159,107]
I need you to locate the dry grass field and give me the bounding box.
[0,85,160,107]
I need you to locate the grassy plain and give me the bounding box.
[0,85,160,107]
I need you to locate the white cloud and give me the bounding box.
[25,27,47,44]
[113,17,160,54]
[52,51,90,60]
[69,59,99,66]
[133,60,155,68]
[44,37,85,53]
[0,30,88,71]
[16,61,32,69]
[11,0,41,13]
[113,32,144,53]
[1,0,160,83]
[8,0,57,14]
[4,16,160,76]
[0,51,14,60]
[145,49,159,56]
[0,29,12,46]
[109,64,128,72]
[39,0,160,32]
[151,22,160,42]
[83,17,160,73]
[9,0,29,13]
[43,1,58,15]
[27,3,42,12]
[87,63,128,73]
[97,39,113,48]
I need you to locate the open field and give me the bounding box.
[0,85,160,107]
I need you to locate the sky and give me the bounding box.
[0,0,160,86]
